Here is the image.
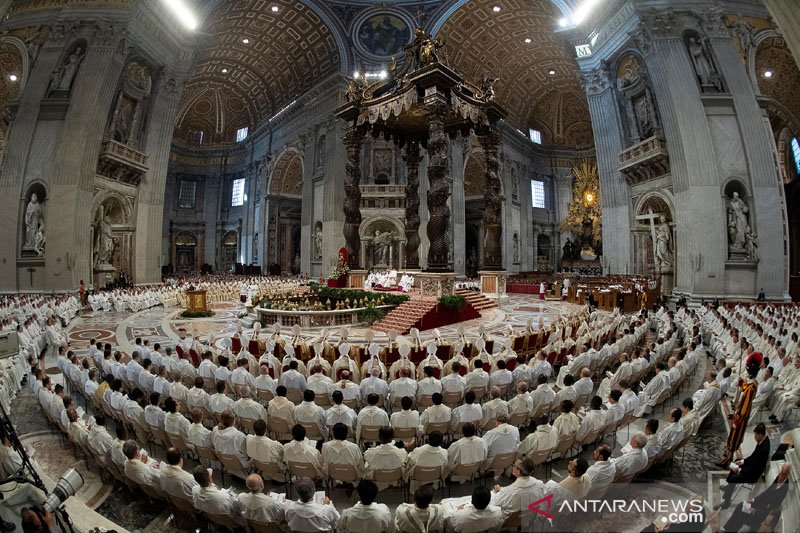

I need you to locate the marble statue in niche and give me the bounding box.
[687,36,722,92]
[727,191,749,250]
[634,95,654,139]
[51,46,85,94]
[745,229,759,262]
[312,223,323,260]
[373,229,393,266]
[654,215,674,272]
[23,193,44,254]
[94,205,116,266]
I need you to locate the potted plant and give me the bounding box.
[358,303,385,326]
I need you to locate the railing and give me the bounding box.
[618,136,670,184]
[97,139,149,185]
[359,184,406,195]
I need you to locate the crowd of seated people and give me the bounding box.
[18,297,781,531]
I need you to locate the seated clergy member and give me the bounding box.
[418,393,451,435]
[163,397,190,439]
[284,424,325,480]
[268,385,296,435]
[389,366,418,406]
[576,395,609,443]
[360,365,389,400]
[446,485,504,533]
[322,423,365,479]
[518,415,558,459]
[187,408,213,452]
[160,447,198,502]
[212,411,250,473]
[123,439,162,488]
[233,385,267,422]
[357,393,390,444]
[451,390,483,433]
[285,477,340,532]
[612,432,649,480]
[442,362,466,398]
[326,390,357,435]
[238,473,285,526]
[395,485,445,533]
[307,364,335,397]
[335,370,362,405]
[585,445,616,499]
[481,386,509,428]
[559,457,592,500]
[339,479,393,533]
[482,414,520,471]
[417,366,443,400]
[405,431,448,493]
[364,426,407,490]
[295,389,328,440]
[657,408,684,451]
[245,419,286,482]
[192,465,241,524]
[208,381,235,418]
[552,399,580,439]
[447,422,487,481]
[465,359,489,395]
[491,456,547,520]
[391,395,421,438]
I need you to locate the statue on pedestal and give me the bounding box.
[57,47,85,92]
[23,193,44,253]
[94,205,116,267]
[312,224,323,260]
[654,215,674,272]
[373,230,393,266]
[687,37,722,91]
[727,191,749,250]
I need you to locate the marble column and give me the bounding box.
[708,26,789,298]
[322,127,347,275]
[404,140,421,269]
[450,137,466,276]
[424,99,451,271]
[637,15,726,296]
[479,129,502,270]
[135,70,184,283]
[48,23,127,290]
[342,127,364,268]
[581,66,631,275]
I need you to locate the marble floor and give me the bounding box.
[8,296,796,532]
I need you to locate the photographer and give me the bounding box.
[21,506,56,532]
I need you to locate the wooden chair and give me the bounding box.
[442,390,462,409]
[483,452,516,481]
[393,425,418,441]
[218,452,250,484]
[300,422,323,441]
[327,463,359,493]
[246,519,283,533]
[239,417,257,434]
[257,388,275,404]
[204,511,239,532]
[409,465,444,499]
[166,432,194,458]
[508,412,528,429]
[168,495,199,520]
[466,387,485,403]
[358,425,382,449]
[416,395,433,412]
[548,433,576,462]
[286,387,303,405]
[194,444,218,466]
[313,393,331,409]
[268,417,292,441]
[447,461,481,494]
[423,421,450,440]
[252,458,288,486]
[343,398,359,411]
[373,467,404,493]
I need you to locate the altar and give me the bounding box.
[185,289,208,312]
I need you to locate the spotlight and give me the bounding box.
[379,70,387,79]
[763,70,773,78]
[221,68,228,73]
[524,38,532,43]
[271,5,279,13]
[242,38,250,44]
[8,74,17,81]
[549,69,556,75]
[44,468,84,513]
[492,6,501,12]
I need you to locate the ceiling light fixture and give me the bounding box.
[271,5,279,13]
[353,71,360,79]
[524,38,532,43]
[379,70,388,79]
[8,74,17,81]
[549,69,556,75]
[558,18,568,27]
[162,0,198,30]
[763,70,773,78]
[221,68,228,73]
[242,38,250,44]
[492,6,501,12]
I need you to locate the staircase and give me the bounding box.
[455,288,497,312]
[239,311,258,328]
[373,299,438,335]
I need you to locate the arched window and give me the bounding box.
[791,137,800,174]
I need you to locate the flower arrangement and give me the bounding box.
[329,264,350,280]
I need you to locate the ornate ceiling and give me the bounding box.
[175,0,342,144]
[177,0,591,148]
[437,0,591,149]
[756,36,800,136]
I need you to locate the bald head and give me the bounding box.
[581,368,591,378]
[246,473,264,494]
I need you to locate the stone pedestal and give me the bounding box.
[659,272,674,296]
[93,264,115,289]
[348,269,367,289]
[417,272,455,298]
[479,270,508,298]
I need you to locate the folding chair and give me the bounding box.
[448,461,481,494]
[409,465,444,499]
[483,452,516,482]
[327,463,359,494]
[218,452,250,484]
[204,511,239,532]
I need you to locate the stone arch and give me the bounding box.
[360,216,405,269]
[92,191,133,226]
[748,29,782,91]
[777,127,799,183]
[268,149,304,197]
[753,33,800,137]
[633,190,676,222]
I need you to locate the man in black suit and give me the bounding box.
[719,423,770,508]
[721,462,791,532]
